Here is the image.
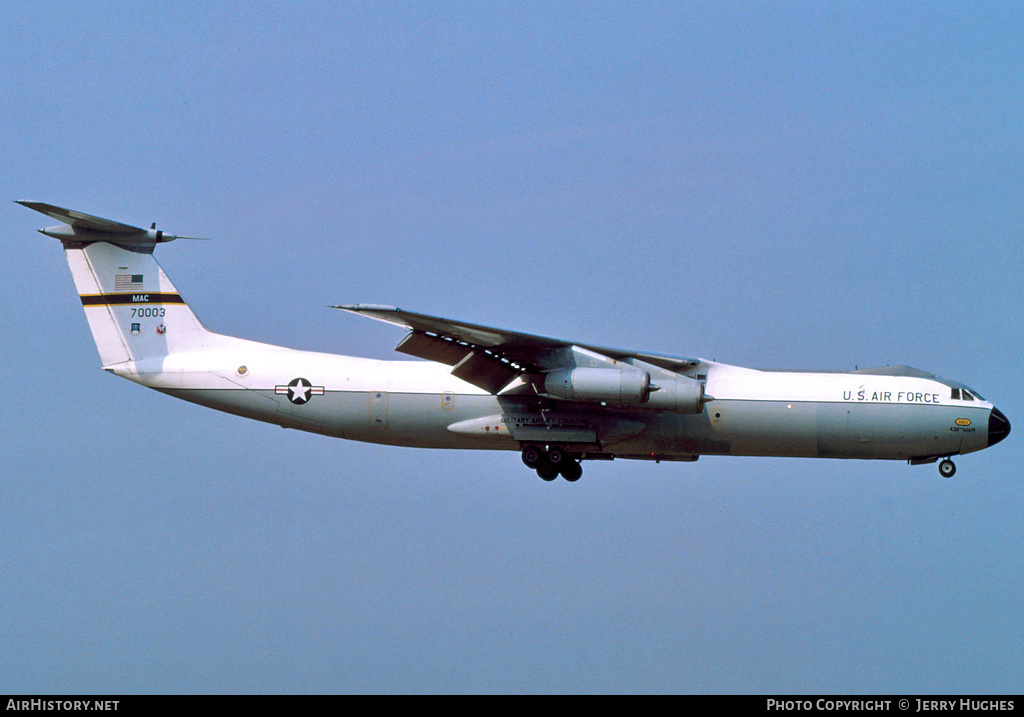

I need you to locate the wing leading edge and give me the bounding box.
[333,304,705,395]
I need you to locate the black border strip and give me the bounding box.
[80,293,186,306]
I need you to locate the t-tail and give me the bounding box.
[17,201,223,375]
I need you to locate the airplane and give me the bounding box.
[18,201,1010,482]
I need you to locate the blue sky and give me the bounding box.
[1,2,1021,693]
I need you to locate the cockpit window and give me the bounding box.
[952,388,984,401]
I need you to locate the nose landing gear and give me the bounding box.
[522,445,583,482]
[938,459,956,478]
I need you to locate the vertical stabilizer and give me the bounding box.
[18,201,215,371]
[67,242,211,369]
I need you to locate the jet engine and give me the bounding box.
[544,367,652,405]
[543,367,707,413]
[643,375,707,413]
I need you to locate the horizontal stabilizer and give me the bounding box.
[17,201,147,234]
[16,201,209,246]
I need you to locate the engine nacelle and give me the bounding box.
[644,375,706,413]
[544,367,652,405]
[544,368,708,413]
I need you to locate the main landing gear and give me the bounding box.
[521,445,583,482]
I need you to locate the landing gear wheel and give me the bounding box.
[522,446,544,469]
[546,447,566,466]
[559,461,583,482]
[537,463,559,481]
[938,459,956,478]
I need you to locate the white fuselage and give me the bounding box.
[111,335,993,464]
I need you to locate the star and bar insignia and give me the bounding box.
[275,377,325,405]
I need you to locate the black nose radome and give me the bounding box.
[989,407,1011,448]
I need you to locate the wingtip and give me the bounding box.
[333,304,401,312]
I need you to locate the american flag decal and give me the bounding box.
[115,274,144,291]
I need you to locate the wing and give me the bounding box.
[333,304,705,394]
